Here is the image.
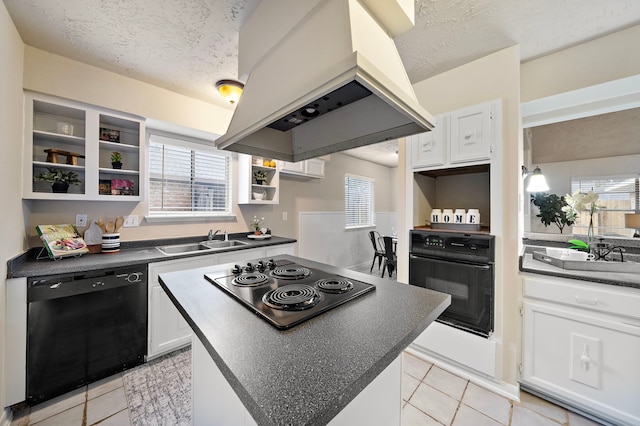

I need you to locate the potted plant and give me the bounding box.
[530,193,574,234]
[253,169,268,185]
[251,216,265,235]
[34,168,82,193]
[111,152,123,169]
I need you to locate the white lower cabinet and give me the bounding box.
[149,243,296,359]
[521,275,640,426]
[148,254,219,360]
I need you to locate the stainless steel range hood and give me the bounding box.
[215,0,434,162]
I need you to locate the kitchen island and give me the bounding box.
[159,255,450,426]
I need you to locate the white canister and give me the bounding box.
[453,209,466,224]
[466,209,480,224]
[430,209,442,224]
[102,233,120,253]
[441,209,454,223]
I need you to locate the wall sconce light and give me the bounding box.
[215,79,244,105]
[522,165,549,192]
[625,213,640,238]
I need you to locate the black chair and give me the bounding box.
[380,236,397,278]
[368,231,385,272]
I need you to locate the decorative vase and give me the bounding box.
[256,179,265,185]
[112,162,123,169]
[51,183,69,193]
[587,216,595,245]
[254,230,262,236]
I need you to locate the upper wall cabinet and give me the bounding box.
[280,158,325,178]
[23,92,144,201]
[237,154,279,204]
[411,114,447,168]
[411,100,500,171]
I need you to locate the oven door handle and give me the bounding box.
[410,254,492,269]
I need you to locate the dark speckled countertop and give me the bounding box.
[7,234,297,278]
[159,255,451,426]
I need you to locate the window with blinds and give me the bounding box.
[345,174,375,229]
[148,134,232,217]
[571,174,639,237]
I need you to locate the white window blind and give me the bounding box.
[345,174,375,228]
[148,134,232,217]
[571,174,639,237]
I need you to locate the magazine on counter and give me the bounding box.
[36,224,89,259]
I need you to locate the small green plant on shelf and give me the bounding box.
[34,168,82,193]
[111,151,123,169]
[253,169,268,184]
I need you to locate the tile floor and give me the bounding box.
[10,374,131,426]
[11,352,605,426]
[401,349,604,426]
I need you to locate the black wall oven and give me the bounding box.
[409,230,495,337]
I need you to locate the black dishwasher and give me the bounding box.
[27,266,147,404]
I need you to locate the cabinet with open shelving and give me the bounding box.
[23,92,144,201]
[237,154,279,204]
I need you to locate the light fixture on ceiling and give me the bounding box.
[215,79,244,105]
[625,213,640,237]
[522,165,549,192]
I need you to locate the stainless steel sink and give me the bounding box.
[157,239,248,255]
[200,240,248,249]
[157,243,212,255]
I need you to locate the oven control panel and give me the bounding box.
[422,235,445,248]
[410,230,495,263]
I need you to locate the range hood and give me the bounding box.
[215,0,434,162]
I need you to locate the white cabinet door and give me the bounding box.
[265,243,296,257]
[411,115,446,169]
[281,161,305,175]
[449,102,492,164]
[217,247,266,266]
[522,300,640,426]
[304,159,325,178]
[148,254,218,359]
[281,159,325,178]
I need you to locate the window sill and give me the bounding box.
[345,224,376,230]
[145,214,237,223]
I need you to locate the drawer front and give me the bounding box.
[523,275,640,320]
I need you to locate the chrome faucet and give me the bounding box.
[208,229,223,241]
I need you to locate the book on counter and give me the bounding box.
[36,224,89,259]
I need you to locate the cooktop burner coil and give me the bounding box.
[315,278,354,294]
[262,284,320,310]
[270,266,311,280]
[232,273,270,287]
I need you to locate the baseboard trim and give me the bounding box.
[406,345,520,401]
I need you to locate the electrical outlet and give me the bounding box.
[123,215,139,227]
[75,214,87,227]
[282,212,288,221]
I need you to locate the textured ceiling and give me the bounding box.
[3,0,640,165]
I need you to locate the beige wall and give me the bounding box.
[521,24,640,102]
[24,47,233,136]
[0,0,25,412]
[411,45,522,387]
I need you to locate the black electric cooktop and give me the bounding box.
[204,259,375,329]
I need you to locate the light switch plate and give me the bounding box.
[123,215,139,227]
